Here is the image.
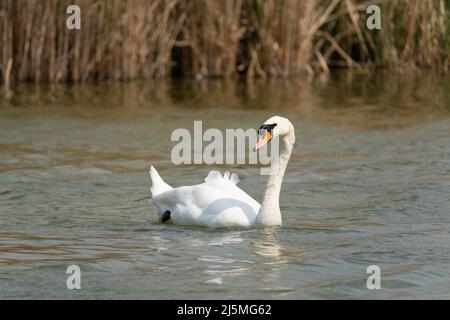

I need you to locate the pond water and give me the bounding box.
[0,72,449,299]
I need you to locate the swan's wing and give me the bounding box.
[205,170,238,186]
[152,184,256,226]
[151,185,207,222]
[150,170,261,227]
[204,170,260,211]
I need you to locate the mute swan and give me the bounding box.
[149,116,295,227]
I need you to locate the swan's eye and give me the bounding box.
[258,123,277,134]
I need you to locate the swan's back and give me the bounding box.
[150,169,260,227]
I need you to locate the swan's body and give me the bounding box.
[150,168,260,227]
[149,116,295,228]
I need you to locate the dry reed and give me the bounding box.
[0,0,448,83]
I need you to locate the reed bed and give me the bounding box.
[1,0,449,83]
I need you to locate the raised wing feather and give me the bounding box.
[204,170,260,212]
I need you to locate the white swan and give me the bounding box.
[149,116,295,227]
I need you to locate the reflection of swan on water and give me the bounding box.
[249,228,289,285]
[149,116,295,228]
[251,228,285,260]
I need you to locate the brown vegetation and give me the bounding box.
[1,0,449,83]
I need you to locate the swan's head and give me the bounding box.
[254,116,294,151]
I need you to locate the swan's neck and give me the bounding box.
[256,132,294,226]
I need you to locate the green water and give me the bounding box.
[0,72,449,299]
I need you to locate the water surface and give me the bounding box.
[1,73,449,299]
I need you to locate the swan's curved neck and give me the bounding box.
[256,132,294,226]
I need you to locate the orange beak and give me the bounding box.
[254,129,272,151]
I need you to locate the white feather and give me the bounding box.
[150,168,260,227]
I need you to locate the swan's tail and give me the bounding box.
[149,166,173,197]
